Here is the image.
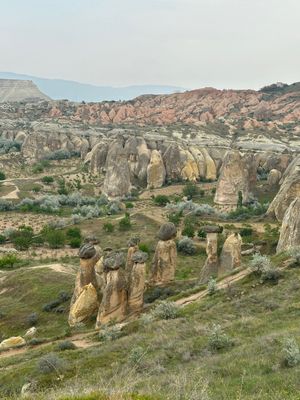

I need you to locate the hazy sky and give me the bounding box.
[0,0,299,89]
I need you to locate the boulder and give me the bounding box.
[68,283,98,326]
[0,336,26,350]
[267,169,282,187]
[78,244,96,259]
[277,198,300,253]
[214,150,252,207]
[147,150,166,188]
[219,233,242,275]
[24,327,37,339]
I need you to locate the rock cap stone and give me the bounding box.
[78,244,96,259]
[131,251,148,264]
[201,225,223,234]
[103,252,125,270]
[157,222,177,241]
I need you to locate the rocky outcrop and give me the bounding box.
[151,223,177,284]
[0,336,26,350]
[214,150,255,208]
[147,150,166,188]
[267,169,282,187]
[69,244,99,326]
[219,233,242,275]
[103,139,132,197]
[0,79,50,102]
[126,236,140,273]
[96,252,127,327]
[200,226,222,283]
[277,198,300,253]
[128,251,148,314]
[267,155,300,221]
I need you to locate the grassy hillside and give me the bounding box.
[1,253,300,399]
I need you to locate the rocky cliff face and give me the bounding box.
[0,82,299,198]
[0,80,50,103]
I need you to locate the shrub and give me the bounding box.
[182,223,195,238]
[249,253,281,283]
[240,227,253,237]
[193,204,215,216]
[69,238,82,248]
[197,229,207,239]
[177,237,196,255]
[0,254,19,269]
[167,211,182,226]
[289,247,300,265]
[282,337,300,368]
[207,277,217,295]
[139,243,150,254]
[57,340,77,351]
[10,227,34,251]
[128,346,146,367]
[153,195,170,206]
[44,229,66,249]
[98,325,122,342]
[0,171,6,181]
[0,199,15,211]
[66,227,82,239]
[71,214,84,224]
[37,353,65,375]
[151,301,180,320]
[41,176,54,185]
[182,182,198,199]
[118,214,131,231]
[44,149,72,160]
[199,189,205,197]
[103,223,114,233]
[125,202,134,209]
[0,234,6,244]
[32,163,44,174]
[208,324,233,352]
[27,312,38,327]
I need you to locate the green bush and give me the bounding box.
[151,301,180,320]
[0,234,6,244]
[118,214,132,231]
[167,211,182,226]
[182,182,198,199]
[240,227,253,237]
[139,243,150,254]
[125,202,134,209]
[44,228,66,249]
[37,353,65,375]
[57,340,77,351]
[207,277,217,295]
[98,325,122,342]
[0,254,19,269]
[10,226,34,251]
[177,237,196,255]
[0,171,6,181]
[182,224,195,238]
[282,337,300,368]
[153,195,170,206]
[32,163,44,174]
[197,229,207,239]
[208,324,233,352]
[41,176,54,185]
[69,238,82,248]
[103,222,114,233]
[66,227,82,239]
[249,253,281,283]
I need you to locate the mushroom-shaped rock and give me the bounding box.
[96,253,128,327]
[200,230,219,284]
[128,251,148,313]
[78,244,96,259]
[157,222,177,241]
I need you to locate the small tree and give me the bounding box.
[0,254,19,269]
[0,171,6,181]
[103,222,114,233]
[44,229,66,249]
[183,182,198,199]
[153,195,170,207]
[42,176,54,185]
[118,213,132,231]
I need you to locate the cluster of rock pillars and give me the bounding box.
[68,223,242,328]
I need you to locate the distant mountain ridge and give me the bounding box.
[0,72,184,102]
[0,79,49,102]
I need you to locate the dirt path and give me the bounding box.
[28,263,77,275]
[1,181,20,200]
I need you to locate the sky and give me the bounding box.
[0,0,299,90]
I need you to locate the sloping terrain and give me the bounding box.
[0,79,50,103]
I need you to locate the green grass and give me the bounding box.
[1,255,300,399]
